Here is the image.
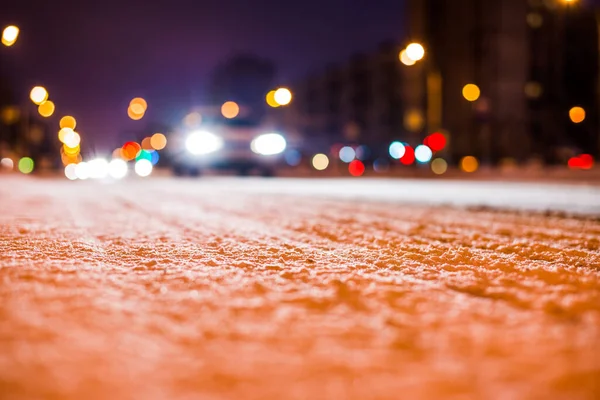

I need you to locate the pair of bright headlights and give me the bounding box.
[185,131,287,156]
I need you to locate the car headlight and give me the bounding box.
[185,131,223,155]
[251,133,286,156]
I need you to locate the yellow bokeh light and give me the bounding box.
[18,157,34,174]
[569,106,585,123]
[2,25,19,47]
[150,133,167,150]
[38,101,55,118]
[63,143,80,156]
[30,86,48,105]
[266,90,280,108]
[312,153,329,171]
[462,84,481,102]
[184,112,202,127]
[58,127,74,143]
[399,49,416,66]
[404,109,425,132]
[431,158,448,175]
[274,88,292,106]
[460,156,479,173]
[61,153,82,166]
[130,97,148,111]
[405,43,425,62]
[221,101,240,119]
[130,103,145,115]
[1,106,20,124]
[60,116,76,130]
[128,106,144,120]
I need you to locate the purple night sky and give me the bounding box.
[3,0,406,151]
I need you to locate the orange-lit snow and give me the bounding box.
[0,177,599,399]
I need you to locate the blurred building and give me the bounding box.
[287,41,406,155]
[288,0,599,164]
[406,0,599,164]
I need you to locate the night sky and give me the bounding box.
[3,0,406,151]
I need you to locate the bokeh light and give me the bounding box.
[389,141,406,160]
[431,158,448,175]
[63,143,80,155]
[141,137,154,150]
[60,116,76,130]
[569,106,585,123]
[312,153,329,171]
[108,159,128,179]
[462,84,481,102]
[127,106,144,120]
[404,109,424,132]
[1,157,14,170]
[266,90,280,108]
[135,159,153,177]
[405,43,425,61]
[221,101,240,119]
[460,156,479,173]
[64,163,78,180]
[355,145,370,161]
[130,97,148,112]
[2,25,19,46]
[63,131,81,148]
[38,101,55,118]
[150,150,160,165]
[524,81,543,99]
[58,127,73,143]
[348,160,365,177]
[136,149,153,162]
[88,158,109,179]
[399,49,416,66]
[18,157,34,174]
[415,145,433,163]
[373,158,389,173]
[274,88,292,106]
[30,86,48,105]
[424,132,447,152]
[184,112,202,127]
[400,146,415,165]
[75,162,90,180]
[339,146,356,163]
[150,133,167,150]
[284,150,302,166]
[122,142,141,160]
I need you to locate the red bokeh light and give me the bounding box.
[425,132,447,152]
[400,145,415,165]
[348,160,365,177]
[122,142,141,161]
[580,154,594,170]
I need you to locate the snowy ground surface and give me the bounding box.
[0,176,599,399]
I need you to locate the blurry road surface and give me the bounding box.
[1,176,599,399]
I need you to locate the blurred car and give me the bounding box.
[167,116,296,177]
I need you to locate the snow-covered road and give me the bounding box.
[1,176,599,399]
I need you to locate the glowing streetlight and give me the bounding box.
[274,88,292,106]
[2,25,19,46]
[405,43,425,62]
[30,86,48,105]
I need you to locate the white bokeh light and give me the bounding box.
[74,162,90,180]
[108,159,128,179]
[389,141,406,160]
[88,158,109,179]
[135,159,153,177]
[415,145,433,163]
[64,163,78,180]
[339,146,356,163]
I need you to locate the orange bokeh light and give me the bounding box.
[122,142,141,160]
[221,101,240,119]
